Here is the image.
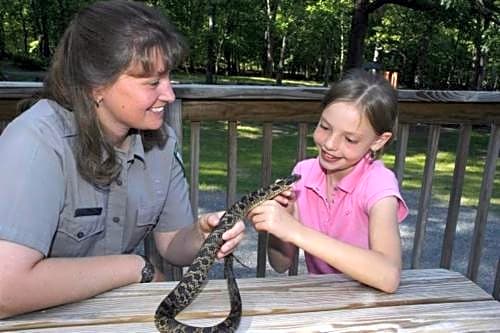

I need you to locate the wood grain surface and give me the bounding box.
[1,269,499,332]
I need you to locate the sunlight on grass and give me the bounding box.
[199,167,227,176]
[238,125,262,139]
[199,184,222,191]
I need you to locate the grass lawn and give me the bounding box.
[182,121,500,214]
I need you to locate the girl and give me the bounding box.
[0,0,244,318]
[249,69,408,293]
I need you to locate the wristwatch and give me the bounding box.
[139,255,155,283]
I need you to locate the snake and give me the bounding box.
[154,173,301,333]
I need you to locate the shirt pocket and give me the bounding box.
[52,215,105,257]
[126,201,163,253]
[137,200,164,227]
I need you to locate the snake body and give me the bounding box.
[154,174,301,333]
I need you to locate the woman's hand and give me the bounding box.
[198,211,245,259]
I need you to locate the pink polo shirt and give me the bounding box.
[292,154,408,274]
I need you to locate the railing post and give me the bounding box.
[467,124,500,282]
[494,258,500,301]
[227,121,238,208]
[257,122,273,278]
[412,124,440,269]
[394,123,409,187]
[167,99,183,146]
[190,121,201,221]
[287,122,309,276]
[440,124,471,268]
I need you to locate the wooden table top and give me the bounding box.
[1,269,499,332]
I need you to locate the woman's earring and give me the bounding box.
[94,98,103,108]
[370,149,377,160]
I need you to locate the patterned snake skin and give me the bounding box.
[154,174,301,333]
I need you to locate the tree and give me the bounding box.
[263,0,280,77]
[345,0,437,70]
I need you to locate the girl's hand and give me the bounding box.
[247,200,298,242]
[198,211,245,259]
[272,189,295,214]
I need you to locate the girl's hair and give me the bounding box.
[321,69,398,158]
[41,0,187,188]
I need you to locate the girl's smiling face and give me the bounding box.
[93,52,175,147]
[313,101,391,180]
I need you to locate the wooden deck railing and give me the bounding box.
[1,82,499,298]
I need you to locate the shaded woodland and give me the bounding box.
[0,0,499,89]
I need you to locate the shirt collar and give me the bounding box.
[129,132,145,164]
[115,131,146,167]
[47,100,77,137]
[50,100,147,166]
[336,153,372,193]
[304,153,373,195]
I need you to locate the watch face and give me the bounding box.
[141,260,155,283]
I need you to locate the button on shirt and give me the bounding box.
[0,100,193,257]
[292,155,408,274]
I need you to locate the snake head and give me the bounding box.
[265,173,301,197]
[277,173,301,186]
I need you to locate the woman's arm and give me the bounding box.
[154,211,245,266]
[0,240,149,319]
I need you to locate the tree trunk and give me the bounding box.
[39,1,50,59]
[471,18,489,90]
[206,0,217,84]
[0,9,6,59]
[19,5,28,54]
[276,35,287,85]
[345,1,369,69]
[263,0,279,77]
[345,0,437,71]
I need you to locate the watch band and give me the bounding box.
[139,255,155,283]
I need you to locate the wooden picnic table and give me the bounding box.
[1,268,499,332]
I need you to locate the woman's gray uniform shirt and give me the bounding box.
[0,99,194,257]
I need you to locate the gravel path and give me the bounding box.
[197,189,499,294]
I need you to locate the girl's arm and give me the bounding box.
[249,193,299,273]
[296,196,402,292]
[249,196,402,293]
[267,234,297,273]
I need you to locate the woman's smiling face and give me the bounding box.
[94,52,175,146]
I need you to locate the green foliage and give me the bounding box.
[11,53,46,70]
[0,0,498,89]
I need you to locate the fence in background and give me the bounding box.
[1,82,499,298]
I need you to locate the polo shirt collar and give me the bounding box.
[304,153,372,195]
[336,153,372,193]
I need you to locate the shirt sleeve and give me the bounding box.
[154,128,194,232]
[0,119,64,255]
[362,164,409,223]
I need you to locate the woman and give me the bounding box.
[0,0,244,318]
